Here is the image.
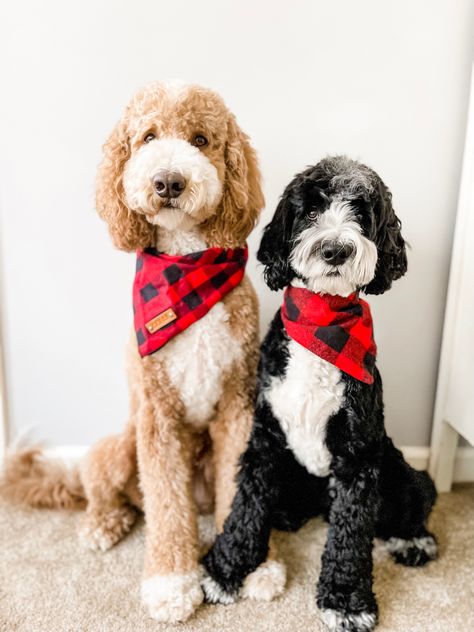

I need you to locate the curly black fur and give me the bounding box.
[202,157,436,632]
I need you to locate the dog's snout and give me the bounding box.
[321,240,354,266]
[152,171,186,198]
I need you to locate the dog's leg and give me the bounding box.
[210,371,254,533]
[317,465,379,632]
[202,400,285,604]
[137,397,203,623]
[240,534,286,602]
[376,438,438,566]
[211,387,286,602]
[79,338,143,550]
[79,424,138,551]
[209,278,260,533]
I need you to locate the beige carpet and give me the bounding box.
[1,486,473,632]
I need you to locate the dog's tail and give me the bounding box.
[0,448,86,509]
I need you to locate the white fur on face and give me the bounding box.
[123,137,222,231]
[290,201,378,296]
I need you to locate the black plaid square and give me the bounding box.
[182,290,203,310]
[363,351,376,373]
[210,271,229,289]
[340,303,363,317]
[214,250,228,264]
[136,328,146,345]
[140,283,158,302]
[315,325,349,352]
[136,255,144,272]
[163,264,184,284]
[285,293,300,321]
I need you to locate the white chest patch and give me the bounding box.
[267,340,345,477]
[155,302,242,428]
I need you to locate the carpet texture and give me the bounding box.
[1,485,473,632]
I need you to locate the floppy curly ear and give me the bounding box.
[257,187,296,291]
[363,178,407,295]
[205,114,264,247]
[96,119,155,251]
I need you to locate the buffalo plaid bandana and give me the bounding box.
[281,285,377,384]
[133,245,248,357]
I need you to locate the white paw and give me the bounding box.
[385,535,437,557]
[241,559,286,601]
[201,573,237,605]
[141,569,203,622]
[79,525,114,552]
[321,609,377,632]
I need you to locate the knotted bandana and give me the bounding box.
[281,285,376,384]
[133,246,248,357]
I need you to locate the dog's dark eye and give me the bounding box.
[193,134,208,148]
[144,132,156,143]
[308,208,319,220]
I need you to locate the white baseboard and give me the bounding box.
[400,446,430,471]
[41,444,474,484]
[452,447,474,482]
[401,446,474,483]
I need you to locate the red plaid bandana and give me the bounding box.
[281,285,376,384]
[133,246,248,357]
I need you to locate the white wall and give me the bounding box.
[0,0,473,447]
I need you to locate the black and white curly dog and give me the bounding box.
[202,156,438,631]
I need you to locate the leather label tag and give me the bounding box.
[145,308,177,334]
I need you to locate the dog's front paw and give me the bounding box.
[320,609,377,632]
[201,572,238,605]
[385,533,438,567]
[241,559,286,601]
[79,506,137,552]
[141,569,203,622]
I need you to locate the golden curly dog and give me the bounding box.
[0,81,286,622]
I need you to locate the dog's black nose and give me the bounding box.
[321,240,354,265]
[152,171,186,198]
